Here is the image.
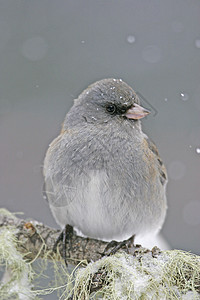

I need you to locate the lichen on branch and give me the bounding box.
[0,209,200,300]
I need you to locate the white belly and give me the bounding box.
[50,170,167,242]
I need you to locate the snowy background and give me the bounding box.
[0,0,200,269]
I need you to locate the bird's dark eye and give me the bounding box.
[106,104,116,114]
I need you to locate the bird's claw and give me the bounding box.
[103,235,135,256]
[53,224,73,266]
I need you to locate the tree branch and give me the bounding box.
[0,210,111,265]
[1,210,200,299]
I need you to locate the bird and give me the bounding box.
[43,78,167,251]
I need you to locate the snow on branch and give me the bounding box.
[0,209,200,300]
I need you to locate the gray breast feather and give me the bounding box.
[43,129,167,240]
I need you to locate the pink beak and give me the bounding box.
[125,103,150,120]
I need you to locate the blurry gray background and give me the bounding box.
[1,0,200,261]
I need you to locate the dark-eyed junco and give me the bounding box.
[43,78,167,244]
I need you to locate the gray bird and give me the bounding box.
[43,78,167,244]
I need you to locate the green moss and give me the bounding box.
[164,250,200,297]
[66,250,200,299]
[0,225,34,299]
[1,210,199,299]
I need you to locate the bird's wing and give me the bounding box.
[43,133,79,208]
[145,137,168,186]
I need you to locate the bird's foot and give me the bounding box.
[103,235,135,256]
[53,224,73,266]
